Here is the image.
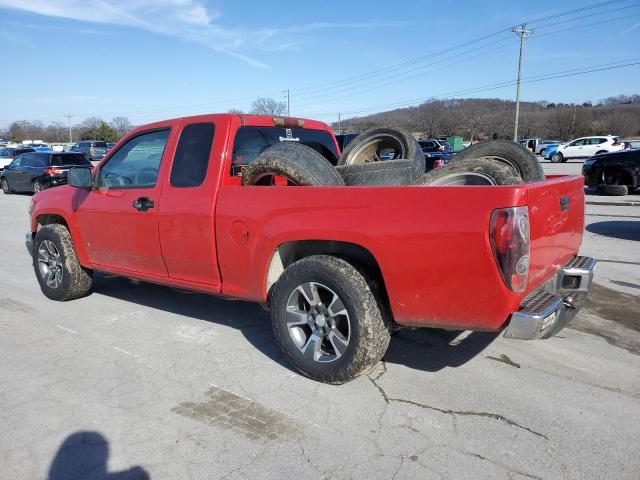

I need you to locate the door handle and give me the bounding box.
[132,197,155,212]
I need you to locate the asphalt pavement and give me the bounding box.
[1,162,639,480]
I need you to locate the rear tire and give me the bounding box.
[596,184,628,196]
[270,255,391,384]
[242,143,344,186]
[335,160,413,186]
[450,139,545,182]
[33,224,93,301]
[413,158,523,186]
[32,180,44,193]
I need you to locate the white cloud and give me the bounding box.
[0,1,413,68]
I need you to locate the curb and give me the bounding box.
[586,201,640,207]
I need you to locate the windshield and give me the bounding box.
[232,126,337,174]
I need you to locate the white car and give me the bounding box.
[553,135,623,162]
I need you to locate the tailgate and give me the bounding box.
[526,175,585,293]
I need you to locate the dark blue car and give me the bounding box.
[1,151,91,194]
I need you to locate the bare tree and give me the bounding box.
[250,97,286,116]
[110,116,133,135]
[462,110,486,144]
[228,108,244,114]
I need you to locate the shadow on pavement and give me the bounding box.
[585,220,640,241]
[94,275,497,375]
[48,431,149,480]
[93,274,290,369]
[384,328,498,372]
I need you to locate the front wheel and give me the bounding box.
[270,255,391,384]
[551,152,563,163]
[33,224,93,301]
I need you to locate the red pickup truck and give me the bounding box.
[26,114,595,384]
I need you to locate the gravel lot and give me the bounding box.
[1,160,639,480]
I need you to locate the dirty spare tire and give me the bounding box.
[242,143,345,186]
[337,128,425,179]
[336,160,413,186]
[451,139,544,182]
[413,158,523,186]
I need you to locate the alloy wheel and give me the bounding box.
[37,240,64,289]
[285,282,351,363]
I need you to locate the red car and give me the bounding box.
[26,113,595,383]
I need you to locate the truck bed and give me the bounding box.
[215,174,585,331]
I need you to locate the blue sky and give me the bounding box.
[1,0,639,127]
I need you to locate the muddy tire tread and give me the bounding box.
[270,255,391,384]
[33,224,93,301]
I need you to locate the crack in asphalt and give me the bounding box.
[368,372,549,441]
[463,451,543,480]
[486,354,521,368]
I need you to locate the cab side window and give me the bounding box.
[97,129,169,190]
[170,123,215,188]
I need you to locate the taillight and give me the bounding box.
[611,139,621,146]
[490,206,530,292]
[44,167,64,175]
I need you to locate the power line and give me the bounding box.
[291,5,640,110]
[292,0,635,97]
[308,59,640,120]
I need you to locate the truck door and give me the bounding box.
[74,127,172,277]
[157,121,222,288]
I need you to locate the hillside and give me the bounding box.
[334,95,640,141]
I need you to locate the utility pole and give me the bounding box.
[337,114,342,134]
[64,114,74,143]
[283,89,290,116]
[512,24,534,142]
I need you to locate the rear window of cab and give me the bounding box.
[231,126,337,175]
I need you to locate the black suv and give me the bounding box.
[71,140,108,161]
[582,149,640,196]
[1,152,91,194]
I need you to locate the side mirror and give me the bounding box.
[68,167,93,189]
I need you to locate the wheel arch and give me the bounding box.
[33,211,89,266]
[36,213,69,230]
[265,240,389,307]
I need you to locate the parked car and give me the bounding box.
[623,139,640,150]
[545,144,561,162]
[582,149,640,195]
[71,140,108,161]
[0,146,35,171]
[555,136,623,162]
[419,139,454,170]
[520,138,562,156]
[25,113,595,384]
[1,152,91,194]
[334,133,358,153]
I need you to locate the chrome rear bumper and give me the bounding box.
[504,256,596,340]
